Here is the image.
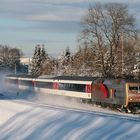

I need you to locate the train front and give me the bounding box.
[126,80,140,112]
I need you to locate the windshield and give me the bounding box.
[129,85,140,93]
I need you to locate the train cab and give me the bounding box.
[126,81,140,104]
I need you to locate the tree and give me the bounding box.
[71,44,97,76]
[0,45,22,72]
[30,45,47,77]
[42,58,58,75]
[112,41,136,77]
[80,2,137,78]
[58,47,72,75]
[133,39,140,78]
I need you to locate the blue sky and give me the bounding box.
[0,0,140,57]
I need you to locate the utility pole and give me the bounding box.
[15,63,17,75]
[121,33,124,77]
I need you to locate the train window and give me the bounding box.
[59,83,86,92]
[129,86,138,91]
[36,81,53,89]
[20,80,33,86]
[6,79,18,84]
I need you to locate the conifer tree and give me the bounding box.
[30,45,47,77]
[59,47,72,75]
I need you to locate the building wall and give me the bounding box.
[20,57,32,74]
[20,57,32,65]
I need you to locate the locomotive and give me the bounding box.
[5,75,140,113]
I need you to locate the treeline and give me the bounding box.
[30,42,140,78]
[30,3,140,78]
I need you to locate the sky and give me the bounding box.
[0,0,140,57]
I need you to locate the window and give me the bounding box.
[59,83,86,93]
[36,81,53,89]
[20,80,33,86]
[6,79,18,84]
[129,86,138,91]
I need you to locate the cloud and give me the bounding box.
[0,0,140,23]
[0,0,87,22]
[0,0,139,29]
[28,14,66,22]
[26,7,85,22]
[0,0,140,35]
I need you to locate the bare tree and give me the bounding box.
[80,2,137,77]
[71,44,98,76]
[0,45,22,72]
[42,58,58,75]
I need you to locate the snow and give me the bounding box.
[0,100,30,125]
[0,98,140,140]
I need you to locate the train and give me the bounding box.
[5,75,140,113]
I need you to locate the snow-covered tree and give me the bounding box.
[30,45,47,77]
[58,47,72,75]
[133,47,140,78]
[79,2,137,78]
[42,58,59,75]
[71,44,98,76]
[0,45,22,72]
[108,41,136,78]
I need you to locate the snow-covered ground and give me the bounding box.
[0,74,140,140]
